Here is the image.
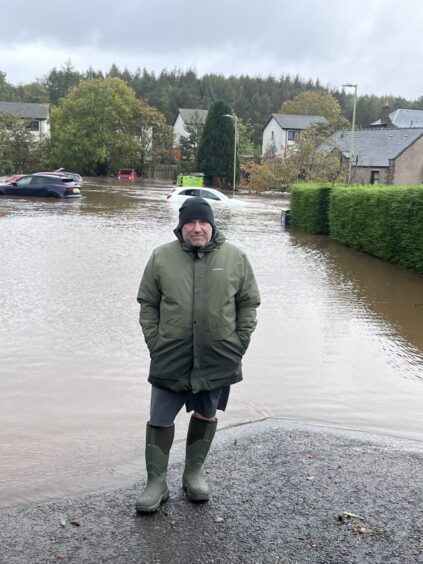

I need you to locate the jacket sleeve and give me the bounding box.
[137,252,161,350]
[236,254,260,351]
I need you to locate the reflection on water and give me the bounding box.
[287,230,423,376]
[1,180,422,508]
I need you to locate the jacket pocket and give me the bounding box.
[201,331,244,370]
[150,335,193,379]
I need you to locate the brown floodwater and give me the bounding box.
[1,180,422,508]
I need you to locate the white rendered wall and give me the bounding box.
[262,118,286,156]
[173,114,188,147]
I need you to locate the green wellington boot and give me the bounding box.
[135,423,174,513]
[182,416,217,502]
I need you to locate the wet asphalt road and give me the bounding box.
[1,419,422,564]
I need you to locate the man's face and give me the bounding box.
[182,220,213,247]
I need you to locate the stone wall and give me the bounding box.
[391,134,423,185]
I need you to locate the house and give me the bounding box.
[0,101,49,140]
[262,113,327,156]
[173,108,208,147]
[370,107,423,128]
[329,127,423,185]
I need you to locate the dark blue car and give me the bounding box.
[0,173,82,199]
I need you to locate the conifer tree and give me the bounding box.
[196,100,239,185]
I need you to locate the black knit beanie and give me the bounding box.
[177,197,215,229]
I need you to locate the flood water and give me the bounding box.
[1,180,422,508]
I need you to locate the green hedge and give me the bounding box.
[288,183,423,273]
[290,184,334,234]
[329,186,423,273]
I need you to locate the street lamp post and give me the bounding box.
[342,83,357,185]
[222,113,237,193]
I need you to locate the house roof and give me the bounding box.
[370,108,423,128]
[330,127,423,167]
[174,108,208,126]
[264,113,327,131]
[0,101,49,119]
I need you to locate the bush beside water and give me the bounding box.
[290,183,342,235]
[289,184,423,273]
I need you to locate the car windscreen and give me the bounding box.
[119,169,133,175]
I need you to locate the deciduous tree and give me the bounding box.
[249,149,299,192]
[49,77,140,175]
[294,124,343,183]
[281,90,349,128]
[237,118,256,162]
[48,77,172,176]
[133,99,173,172]
[249,124,343,192]
[0,115,36,172]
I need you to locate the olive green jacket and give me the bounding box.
[137,229,260,392]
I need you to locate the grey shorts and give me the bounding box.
[149,385,230,427]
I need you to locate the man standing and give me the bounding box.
[136,196,260,513]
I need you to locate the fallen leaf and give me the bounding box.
[59,515,67,527]
[56,555,65,560]
[307,476,315,480]
[69,520,80,527]
[214,516,225,523]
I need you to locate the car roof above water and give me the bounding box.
[168,187,230,201]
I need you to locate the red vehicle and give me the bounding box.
[117,167,137,180]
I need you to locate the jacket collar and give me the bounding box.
[173,226,225,254]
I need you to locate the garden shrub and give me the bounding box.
[290,184,334,234]
[329,186,423,273]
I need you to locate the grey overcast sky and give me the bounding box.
[1,0,422,99]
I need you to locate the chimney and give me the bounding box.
[381,104,391,125]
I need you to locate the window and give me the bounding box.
[181,189,200,196]
[30,176,47,186]
[16,176,32,186]
[43,176,62,185]
[370,170,380,185]
[201,190,220,200]
[287,130,300,141]
[28,120,40,132]
[271,130,275,140]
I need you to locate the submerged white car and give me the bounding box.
[166,187,230,202]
